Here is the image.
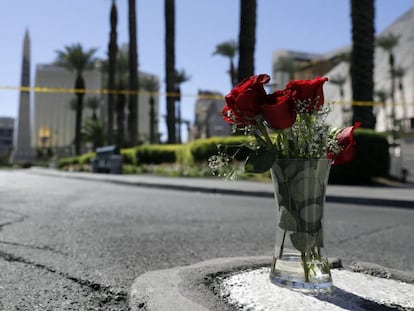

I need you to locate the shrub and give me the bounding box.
[77,152,95,165]
[189,136,253,163]
[57,156,79,169]
[329,129,390,184]
[121,148,137,165]
[135,144,182,164]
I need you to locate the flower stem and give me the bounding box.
[255,120,273,149]
[302,252,310,283]
[278,230,286,258]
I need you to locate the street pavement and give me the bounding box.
[0,167,413,310]
[28,167,414,209]
[28,167,414,310]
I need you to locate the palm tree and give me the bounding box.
[128,0,139,146]
[84,96,104,149]
[213,40,238,87]
[174,69,191,143]
[329,75,350,125]
[165,0,176,143]
[350,0,376,129]
[82,119,105,150]
[55,43,97,155]
[377,33,400,135]
[140,75,159,144]
[115,48,129,148]
[237,0,256,83]
[85,96,100,121]
[107,0,118,145]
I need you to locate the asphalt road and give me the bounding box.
[0,170,412,310]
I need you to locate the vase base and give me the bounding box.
[270,255,332,291]
[269,274,332,291]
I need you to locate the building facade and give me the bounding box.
[0,117,14,158]
[272,7,414,132]
[32,63,159,154]
[191,90,230,140]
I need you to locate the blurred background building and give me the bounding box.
[0,117,14,159]
[190,90,230,140]
[32,63,160,155]
[272,7,414,132]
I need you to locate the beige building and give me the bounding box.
[272,7,414,132]
[191,90,230,140]
[32,64,101,153]
[32,63,159,154]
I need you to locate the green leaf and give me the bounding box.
[300,204,323,223]
[301,220,322,234]
[315,229,324,247]
[245,148,276,173]
[290,232,316,252]
[283,163,298,180]
[291,177,322,202]
[279,208,297,231]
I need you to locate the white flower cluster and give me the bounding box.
[327,138,344,155]
[208,152,238,180]
[294,95,321,113]
[289,103,331,158]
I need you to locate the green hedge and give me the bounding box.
[57,156,79,169]
[135,144,183,164]
[78,152,95,165]
[121,148,137,165]
[329,129,390,184]
[189,136,254,163]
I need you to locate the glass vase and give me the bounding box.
[269,158,332,290]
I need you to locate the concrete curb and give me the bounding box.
[129,257,270,311]
[27,168,414,209]
[350,261,414,284]
[128,256,413,311]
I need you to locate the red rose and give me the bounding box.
[223,74,270,125]
[260,89,297,129]
[286,77,328,112]
[328,122,361,165]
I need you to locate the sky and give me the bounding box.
[0,0,413,142]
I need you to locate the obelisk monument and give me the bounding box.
[11,29,34,163]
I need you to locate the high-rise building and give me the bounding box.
[32,64,102,154]
[10,30,34,163]
[32,62,160,154]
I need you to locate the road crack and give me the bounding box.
[0,239,69,256]
[335,224,406,245]
[0,249,130,310]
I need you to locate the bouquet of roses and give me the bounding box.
[209,74,360,178]
[209,74,361,285]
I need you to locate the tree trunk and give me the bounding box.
[350,0,376,129]
[128,0,139,146]
[165,0,176,143]
[237,0,256,83]
[230,59,236,87]
[107,0,118,145]
[74,75,85,155]
[116,81,126,148]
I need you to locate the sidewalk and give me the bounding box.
[28,167,414,208]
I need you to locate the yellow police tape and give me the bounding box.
[0,85,405,106]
